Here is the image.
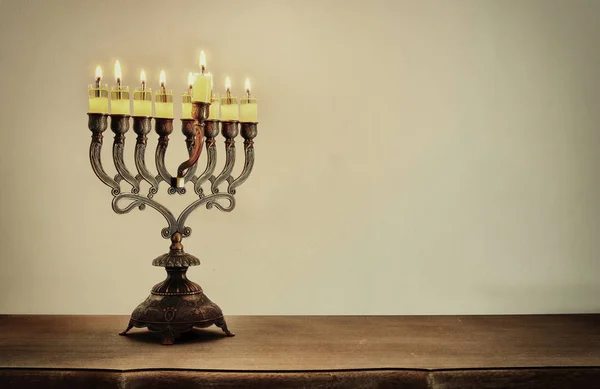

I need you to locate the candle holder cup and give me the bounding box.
[87,101,258,345]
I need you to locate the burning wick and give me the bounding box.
[95,66,102,88]
[225,76,232,104]
[114,60,122,98]
[159,70,167,102]
[94,65,102,97]
[187,72,194,95]
[199,50,206,75]
[245,78,251,99]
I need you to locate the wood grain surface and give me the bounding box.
[0,314,598,370]
[0,315,599,388]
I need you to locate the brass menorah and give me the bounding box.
[87,101,257,344]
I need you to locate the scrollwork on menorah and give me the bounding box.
[88,106,256,240]
[86,56,259,345]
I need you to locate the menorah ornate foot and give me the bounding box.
[119,290,235,345]
[119,323,133,336]
[214,317,235,337]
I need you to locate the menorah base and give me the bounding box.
[119,267,234,345]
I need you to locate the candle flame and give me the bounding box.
[95,65,102,80]
[187,72,195,88]
[245,78,251,94]
[114,60,122,83]
[225,76,231,91]
[159,70,166,87]
[199,51,206,73]
[140,70,146,83]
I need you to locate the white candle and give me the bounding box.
[154,70,173,118]
[239,79,258,122]
[88,65,108,113]
[208,94,220,120]
[110,60,130,115]
[192,51,212,102]
[220,77,238,121]
[133,70,152,116]
[181,72,194,119]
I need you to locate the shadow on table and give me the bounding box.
[121,328,227,345]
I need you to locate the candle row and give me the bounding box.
[88,52,258,122]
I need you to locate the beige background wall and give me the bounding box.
[0,0,598,314]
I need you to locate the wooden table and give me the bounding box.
[0,315,598,388]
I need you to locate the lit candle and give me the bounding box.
[192,50,212,103]
[208,94,220,120]
[133,70,152,117]
[110,60,130,115]
[154,70,173,119]
[240,78,258,123]
[88,65,108,113]
[181,72,194,119]
[220,77,239,121]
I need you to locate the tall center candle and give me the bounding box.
[192,51,212,103]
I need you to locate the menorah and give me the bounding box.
[87,101,257,345]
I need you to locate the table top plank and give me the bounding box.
[0,314,598,371]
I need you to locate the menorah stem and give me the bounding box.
[211,121,238,194]
[133,117,159,198]
[88,114,121,196]
[194,120,219,196]
[227,122,258,195]
[110,115,140,194]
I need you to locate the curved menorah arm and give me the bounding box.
[211,122,238,194]
[88,114,121,196]
[110,115,140,194]
[177,193,236,238]
[193,120,219,196]
[181,119,200,183]
[178,103,209,185]
[112,193,178,239]
[227,122,258,195]
[132,117,159,198]
[154,118,183,195]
